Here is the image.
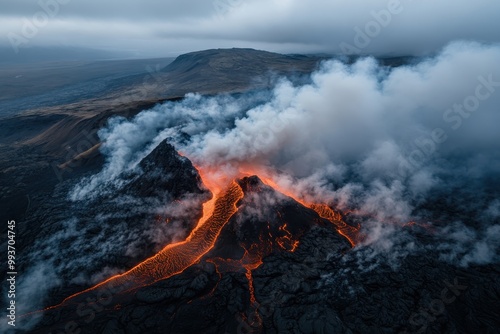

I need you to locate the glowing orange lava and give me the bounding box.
[43,180,243,311]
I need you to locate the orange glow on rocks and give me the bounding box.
[276,223,300,251]
[43,179,244,311]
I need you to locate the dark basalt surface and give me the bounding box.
[124,140,206,200]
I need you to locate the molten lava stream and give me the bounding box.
[309,204,360,246]
[47,181,244,310]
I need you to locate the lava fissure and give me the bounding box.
[309,204,360,246]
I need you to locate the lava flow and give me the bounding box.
[43,180,244,310]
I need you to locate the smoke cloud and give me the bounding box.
[68,41,500,270]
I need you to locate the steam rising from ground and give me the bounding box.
[70,41,500,269]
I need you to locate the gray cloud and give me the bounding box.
[1,0,500,57]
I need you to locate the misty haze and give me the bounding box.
[1,1,499,334]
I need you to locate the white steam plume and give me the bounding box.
[69,41,500,267]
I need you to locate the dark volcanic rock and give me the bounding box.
[124,139,206,200]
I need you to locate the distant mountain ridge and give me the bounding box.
[159,48,325,95]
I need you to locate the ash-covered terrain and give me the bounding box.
[1,46,500,334]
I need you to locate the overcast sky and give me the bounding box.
[1,0,500,58]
